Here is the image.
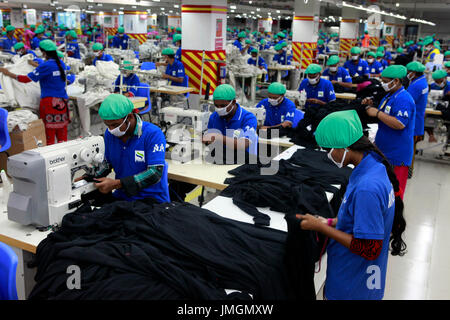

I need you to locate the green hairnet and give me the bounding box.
[397,47,404,53]
[250,48,258,53]
[277,32,286,38]
[122,60,134,71]
[176,27,182,32]
[406,61,425,73]
[423,38,433,46]
[444,61,450,68]
[227,28,231,32]
[6,25,15,32]
[444,51,450,57]
[268,82,286,95]
[377,46,385,52]
[99,94,135,120]
[315,110,363,149]
[260,39,266,44]
[1,32,5,36]
[108,35,114,40]
[318,39,324,45]
[305,63,322,75]
[13,42,24,51]
[173,34,182,43]
[350,47,361,54]
[367,51,376,58]
[35,27,45,34]
[432,69,447,80]
[434,41,441,50]
[213,84,236,101]
[274,43,284,51]
[364,30,368,34]
[376,52,384,58]
[39,39,57,51]
[86,31,92,35]
[67,30,77,39]
[326,55,340,66]
[245,39,252,44]
[30,25,35,29]
[92,43,104,51]
[162,48,175,55]
[57,50,64,58]
[238,31,246,38]
[118,27,125,33]
[381,65,407,79]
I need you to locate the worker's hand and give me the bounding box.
[124,92,133,97]
[361,98,373,106]
[306,98,322,105]
[296,214,327,231]
[0,67,7,74]
[94,177,121,194]
[202,132,222,145]
[162,74,169,79]
[331,80,338,84]
[366,107,379,118]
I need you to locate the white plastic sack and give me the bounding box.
[7,109,38,132]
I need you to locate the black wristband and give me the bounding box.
[376,110,381,118]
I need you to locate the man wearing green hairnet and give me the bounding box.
[317,39,330,55]
[444,61,450,77]
[233,31,251,55]
[87,94,170,203]
[363,65,416,199]
[203,84,258,157]
[272,42,293,80]
[298,63,336,109]
[112,26,130,49]
[114,61,141,98]
[1,25,17,54]
[430,69,450,96]
[256,82,299,129]
[323,55,353,90]
[423,37,440,64]
[173,33,182,61]
[343,47,370,78]
[327,33,340,53]
[65,30,81,59]
[156,48,186,87]
[92,42,114,66]
[297,109,406,300]
[31,26,46,50]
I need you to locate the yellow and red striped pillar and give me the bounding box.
[124,11,148,44]
[339,7,360,59]
[181,0,227,95]
[368,23,380,48]
[103,12,119,37]
[383,18,396,47]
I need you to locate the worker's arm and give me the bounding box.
[260,121,292,130]
[332,81,354,89]
[118,165,164,196]
[366,106,406,130]
[163,74,184,83]
[306,98,327,106]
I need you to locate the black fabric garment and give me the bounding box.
[28,200,305,300]
[435,96,450,121]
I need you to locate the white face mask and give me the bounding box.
[351,55,359,61]
[438,81,446,88]
[382,79,396,92]
[215,100,234,117]
[328,148,348,168]
[367,58,374,64]
[329,66,338,72]
[308,76,320,85]
[407,72,415,81]
[94,51,102,57]
[268,96,283,106]
[108,115,130,137]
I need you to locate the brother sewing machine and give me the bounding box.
[7,136,105,227]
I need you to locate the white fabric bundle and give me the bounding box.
[7,109,38,132]
[139,41,160,59]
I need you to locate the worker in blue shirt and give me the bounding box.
[425,69,450,143]
[272,43,292,80]
[317,39,330,55]
[298,109,406,300]
[380,37,388,46]
[173,33,182,61]
[1,25,17,54]
[366,52,383,78]
[248,48,267,70]
[233,31,250,55]
[376,51,389,69]
[364,65,416,199]
[114,60,141,97]
[275,32,287,46]
[112,27,130,50]
[90,94,170,203]
[444,61,450,77]
[298,63,336,110]
[444,51,450,62]
[245,39,255,54]
[322,55,353,90]
[256,82,296,129]
[344,47,369,78]
[45,31,54,41]
[156,48,186,87]
[65,30,81,59]
[31,27,45,50]
[203,84,258,157]
[13,42,38,59]
[259,39,270,51]
[92,43,114,66]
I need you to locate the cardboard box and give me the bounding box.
[0,119,47,174]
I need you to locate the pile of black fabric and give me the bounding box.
[436,96,450,121]
[28,201,306,300]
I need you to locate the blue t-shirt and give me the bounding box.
[233,39,243,51]
[430,81,450,95]
[298,78,336,109]
[318,46,330,54]
[325,152,395,300]
[112,34,130,50]
[375,87,416,166]
[247,56,267,69]
[1,36,17,54]
[20,49,37,59]
[368,61,384,75]
[377,58,389,69]
[344,58,370,77]
[384,51,392,61]
[165,59,185,87]
[66,41,81,59]
[104,120,170,203]
[259,44,270,51]
[31,36,41,50]
[93,53,114,66]
[256,97,296,126]
[114,73,141,96]
[407,75,429,136]
[27,59,68,99]
[323,67,352,83]
[175,47,182,61]
[273,50,293,78]
[207,103,258,155]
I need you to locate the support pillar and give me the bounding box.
[103,12,119,37]
[168,15,181,29]
[148,14,158,30]
[368,26,381,48]
[10,9,25,42]
[292,0,320,70]
[258,18,272,33]
[383,17,396,47]
[181,0,227,96]
[124,10,148,44]
[339,7,359,59]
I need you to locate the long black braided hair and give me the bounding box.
[42,49,66,82]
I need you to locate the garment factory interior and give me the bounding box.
[0,0,450,302]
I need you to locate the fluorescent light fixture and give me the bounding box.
[120,7,124,10]
[276,10,280,13]
[85,10,95,14]
[113,8,116,12]
[257,8,260,12]
[231,9,235,12]
[230,5,236,9]
[161,7,165,10]
[97,3,102,6]
[410,18,435,26]
[174,4,179,8]
[342,1,406,19]
[396,3,399,7]
[169,10,173,13]
[153,0,160,2]
[132,6,137,9]
[119,11,124,14]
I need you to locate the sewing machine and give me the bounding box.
[7,136,105,227]
[428,89,445,109]
[242,106,266,127]
[160,107,210,163]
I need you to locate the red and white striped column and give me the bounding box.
[124,11,148,44]
[181,0,227,96]
[292,0,320,70]
[103,12,119,38]
[339,7,359,59]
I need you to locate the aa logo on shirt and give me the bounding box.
[397,110,408,117]
[152,144,165,152]
[358,66,363,71]
[318,91,324,97]
[135,150,145,162]
[338,77,342,82]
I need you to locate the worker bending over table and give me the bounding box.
[65,30,81,60]
[114,60,141,98]
[298,63,336,110]
[344,47,369,78]
[92,43,114,66]
[31,26,45,50]
[112,27,130,50]
[233,31,251,55]
[425,69,450,143]
[322,55,353,91]
[297,109,406,300]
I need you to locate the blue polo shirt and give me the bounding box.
[318,46,330,55]
[207,103,258,155]
[298,78,336,109]
[92,53,114,66]
[375,87,416,166]
[21,49,38,59]
[368,61,384,75]
[325,152,395,300]
[259,43,270,51]
[66,41,81,59]
[1,36,17,54]
[384,51,392,61]
[114,73,141,96]
[104,117,170,203]
[247,56,267,69]
[323,67,352,83]
[27,59,68,99]
[112,34,130,50]
[175,47,182,61]
[344,58,370,77]
[377,58,389,69]
[31,36,42,50]
[256,97,296,127]
[430,81,450,95]
[273,50,293,78]
[233,39,243,51]
[407,75,429,136]
[165,59,185,87]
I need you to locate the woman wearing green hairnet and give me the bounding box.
[297,110,406,300]
[65,30,81,59]
[114,61,141,98]
[92,42,114,66]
